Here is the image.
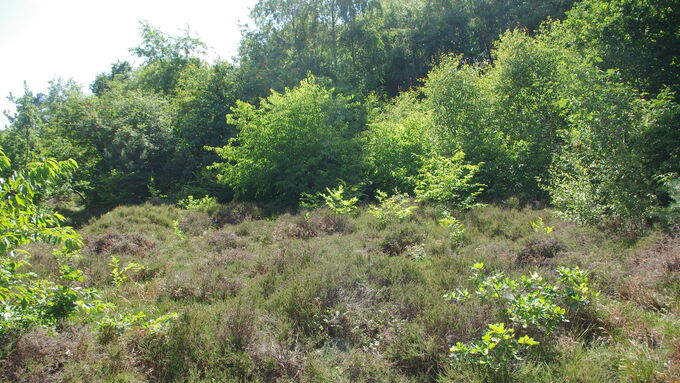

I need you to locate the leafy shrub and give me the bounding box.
[530,216,553,233]
[0,149,105,333]
[369,190,418,227]
[361,91,436,193]
[446,263,597,370]
[414,151,484,211]
[315,184,360,215]
[109,256,144,287]
[97,311,177,344]
[324,184,360,215]
[438,212,466,244]
[209,76,362,205]
[449,322,538,371]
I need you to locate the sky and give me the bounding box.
[0,0,258,128]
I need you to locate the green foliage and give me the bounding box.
[413,151,484,210]
[447,262,597,370]
[0,148,104,332]
[449,322,538,371]
[177,195,217,211]
[545,71,674,227]
[555,0,680,98]
[438,212,466,243]
[172,219,186,240]
[361,92,436,193]
[368,190,418,227]
[530,217,553,234]
[109,256,144,287]
[97,311,178,343]
[463,263,595,330]
[423,34,565,200]
[238,0,576,98]
[320,184,360,215]
[210,76,362,206]
[556,266,598,308]
[131,21,207,95]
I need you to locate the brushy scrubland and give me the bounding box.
[2,202,678,383]
[1,0,678,381]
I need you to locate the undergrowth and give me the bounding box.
[1,202,678,382]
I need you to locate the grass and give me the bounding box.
[1,202,678,382]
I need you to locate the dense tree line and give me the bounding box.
[1,0,678,228]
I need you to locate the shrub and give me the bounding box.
[0,149,105,333]
[318,184,360,216]
[449,322,539,371]
[438,212,466,244]
[369,190,418,227]
[446,263,597,370]
[360,91,436,193]
[413,151,484,211]
[209,76,362,205]
[109,256,144,287]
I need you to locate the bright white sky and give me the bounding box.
[0,0,258,128]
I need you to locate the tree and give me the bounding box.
[90,61,133,96]
[554,0,680,98]
[361,91,436,193]
[131,21,207,95]
[210,76,363,205]
[0,147,99,333]
[1,83,44,167]
[169,61,240,196]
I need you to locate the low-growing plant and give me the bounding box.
[438,211,466,243]
[530,216,554,233]
[446,262,597,370]
[369,190,418,227]
[556,266,598,308]
[449,322,539,371]
[97,311,178,343]
[172,219,186,240]
[109,256,144,287]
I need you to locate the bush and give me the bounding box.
[446,263,597,371]
[209,76,363,205]
[0,149,104,333]
[414,151,484,211]
[369,190,418,228]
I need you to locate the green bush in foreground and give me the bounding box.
[447,263,597,371]
[0,148,104,333]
